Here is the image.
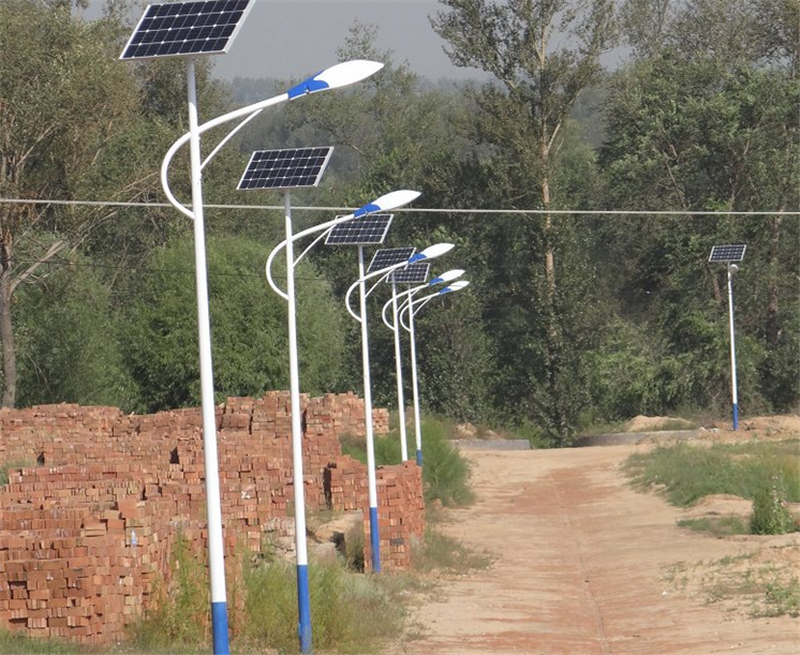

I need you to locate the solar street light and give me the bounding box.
[381,268,464,464]
[344,244,454,570]
[122,4,383,652]
[709,244,747,430]
[264,192,423,575]
[398,279,470,465]
[237,146,336,653]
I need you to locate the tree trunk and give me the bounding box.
[765,213,782,347]
[0,270,17,408]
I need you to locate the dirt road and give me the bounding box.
[402,444,800,655]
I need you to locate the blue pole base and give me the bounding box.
[296,563,312,653]
[732,403,738,431]
[211,601,230,655]
[369,505,381,573]
[416,449,423,466]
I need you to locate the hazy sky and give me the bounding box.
[212,1,482,82]
[94,0,486,82]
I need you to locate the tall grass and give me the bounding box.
[0,630,82,655]
[623,440,800,507]
[243,560,405,654]
[339,417,474,507]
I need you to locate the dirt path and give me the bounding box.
[401,445,800,655]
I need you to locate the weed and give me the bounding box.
[243,559,406,654]
[677,515,748,537]
[127,535,209,651]
[412,526,492,575]
[0,630,82,654]
[750,477,798,535]
[0,459,37,485]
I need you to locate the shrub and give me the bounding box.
[750,478,798,535]
[420,418,473,507]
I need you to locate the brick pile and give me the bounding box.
[0,392,417,644]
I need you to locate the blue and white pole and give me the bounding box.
[185,59,229,655]
[345,243,454,571]
[283,190,313,651]
[727,263,740,430]
[357,245,382,572]
[391,281,409,462]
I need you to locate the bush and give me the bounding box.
[750,478,798,535]
[420,418,473,507]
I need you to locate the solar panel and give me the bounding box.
[389,263,430,284]
[709,244,747,263]
[325,214,393,246]
[367,247,416,274]
[237,147,333,191]
[120,0,254,61]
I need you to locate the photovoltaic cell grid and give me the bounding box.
[120,0,253,61]
[367,247,416,274]
[325,214,393,245]
[709,244,747,263]
[237,147,333,190]
[388,262,430,284]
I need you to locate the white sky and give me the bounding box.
[212,0,484,82]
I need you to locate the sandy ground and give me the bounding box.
[399,421,800,655]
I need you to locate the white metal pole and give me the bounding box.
[407,292,423,466]
[727,263,739,430]
[358,246,382,572]
[186,59,229,655]
[391,282,409,461]
[283,191,313,651]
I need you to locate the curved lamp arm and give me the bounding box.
[266,190,421,299]
[345,243,455,322]
[161,60,384,219]
[399,280,470,330]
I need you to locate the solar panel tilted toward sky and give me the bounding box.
[388,262,430,284]
[120,0,254,61]
[708,244,747,263]
[237,147,333,191]
[367,247,416,274]
[325,214,394,246]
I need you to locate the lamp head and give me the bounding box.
[440,280,469,294]
[288,60,384,99]
[429,269,465,286]
[354,189,421,218]
[409,243,454,263]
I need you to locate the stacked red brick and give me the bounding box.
[0,393,416,644]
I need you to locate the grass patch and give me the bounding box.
[677,515,749,537]
[242,559,406,654]
[623,440,800,508]
[412,526,492,575]
[0,630,83,654]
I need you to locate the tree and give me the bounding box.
[0,0,146,407]
[430,0,617,440]
[121,235,346,413]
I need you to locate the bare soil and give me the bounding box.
[400,417,800,655]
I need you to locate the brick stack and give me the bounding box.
[0,391,420,644]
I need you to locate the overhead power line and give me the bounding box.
[0,197,797,217]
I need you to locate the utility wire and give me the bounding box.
[0,197,797,216]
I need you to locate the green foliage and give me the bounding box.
[121,235,345,412]
[419,418,474,507]
[624,440,800,511]
[243,560,404,654]
[750,477,798,535]
[14,260,137,409]
[128,536,209,651]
